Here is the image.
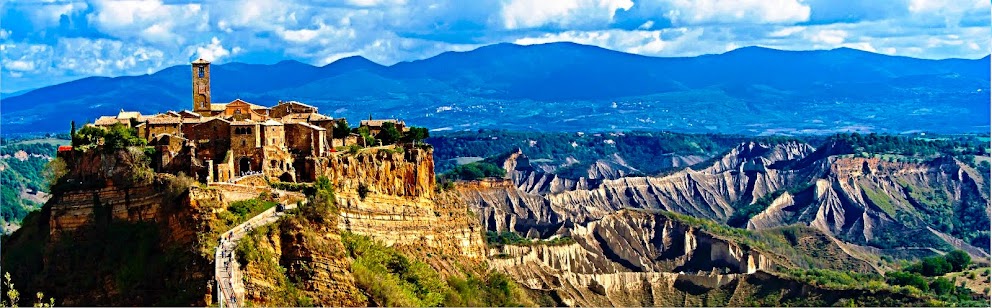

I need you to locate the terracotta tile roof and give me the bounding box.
[145,117,183,124]
[117,109,141,119]
[287,122,325,131]
[280,113,331,123]
[192,58,210,64]
[261,119,284,126]
[276,100,316,109]
[201,116,229,123]
[210,103,227,111]
[95,116,129,126]
[228,98,269,110]
[178,110,202,118]
[308,113,332,121]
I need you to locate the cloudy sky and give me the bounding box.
[1,0,989,92]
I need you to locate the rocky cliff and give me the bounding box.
[484,210,887,306]
[2,173,225,306]
[325,146,486,259]
[462,141,821,238]
[462,142,988,259]
[458,140,989,305]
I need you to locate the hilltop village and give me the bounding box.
[78,59,424,184]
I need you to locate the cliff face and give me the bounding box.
[461,141,822,238]
[237,146,491,306]
[324,147,486,259]
[240,215,367,307]
[2,173,225,306]
[458,141,989,305]
[749,156,990,259]
[462,142,988,257]
[485,210,883,307]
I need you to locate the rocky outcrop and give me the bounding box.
[485,210,859,307]
[490,210,772,275]
[324,146,486,259]
[240,217,367,307]
[462,142,824,238]
[2,172,226,306]
[746,156,990,259]
[463,141,989,258]
[323,146,436,198]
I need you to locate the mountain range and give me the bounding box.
[1,42,989,135]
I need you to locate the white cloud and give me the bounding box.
[24,1,89,28]
[809,29,848,45]
[1,0,990,92]
[54,38,167,75]
[277,22,355,44]
[192,37,238,62]
[514,28,711,56]
[842,42,877,53]
[769,26,805,38]
[5,60,36,72]
[87,0,205,44]
[501,0,634,29]
[664,0,810,25]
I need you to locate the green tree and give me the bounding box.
[918,256,953,276]
[931,277,955,296]
[944,250,971,272]
[103,123,146,151]
[404,127,429,145]
[376,122,402,145]
[333,119,350,139]
[356,126,374,147]
[886,271,930,292]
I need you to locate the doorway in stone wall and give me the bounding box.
[239,157,251,174]
[279,172,294,182]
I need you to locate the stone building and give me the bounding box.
[360,119,408,136]
[83,58,403,184]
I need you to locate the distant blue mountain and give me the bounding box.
[1,43,988,135]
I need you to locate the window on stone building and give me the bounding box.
[198,67,204,78]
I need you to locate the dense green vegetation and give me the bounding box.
[484,231,575,247]
[226,198,278,221]
[342,232,534,307]
[351,123,430,147]
[784,252,986,306]
[204,196,278,257]
[0,137,67,224]
[903,250,972,277]
[727,183,813,227]
[816,133,987,158]
[442,161,506,181]
[235,223,319,306]
[72,123,147,152]
[0,142,59,157]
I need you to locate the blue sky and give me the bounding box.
[1,0,989,93]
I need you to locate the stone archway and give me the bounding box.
[279,172,295,183]
[239,157,252,174]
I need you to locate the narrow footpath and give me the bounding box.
[214,200,297,307]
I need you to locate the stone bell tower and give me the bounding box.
[192,58,211,115]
